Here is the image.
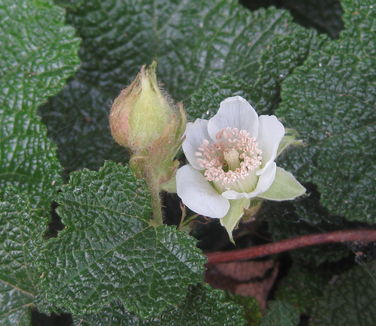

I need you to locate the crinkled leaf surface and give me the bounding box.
[311,262,376,326]
[37,161,206,318]
[250,28,327,115]
[275,264,327,315]
[260,300,299,326]
[153,284,245,326]
[73,304,139,326]
[0,111,62,210]
[74,285,246,326]
[228,293,262,326]
[0,189,47,326]
[281,0,344,38]
[0,0,80,323]
[186,25,327,120]
[41,0,313,172]
[277,0,376,222]
[186,74,252,121]
[0,0,80,208]
[241,0,343,39]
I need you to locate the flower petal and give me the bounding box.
[220,198,250,244]
[256,115,285,176]
[207,96,259,140]
[182,119,210,170]
[176,165,230,219]
[222,162,277,199]
[259,167,306,201]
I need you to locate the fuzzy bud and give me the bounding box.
[109,62,186,187]
[109,62,182,152]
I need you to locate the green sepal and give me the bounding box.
[220,198,250,243]
[259,167,306,201]
[277,128,303,157]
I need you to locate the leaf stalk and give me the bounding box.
[206,229,376,264]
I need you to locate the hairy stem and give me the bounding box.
[206,229,376,264]
[130,154,164,226]
[148,177,163,226]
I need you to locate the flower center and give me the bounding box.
[196,127,262,186]
[223,148,241,170]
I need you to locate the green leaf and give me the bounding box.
[259,167,306,201]
[260,300,300,326]
[40,1,314,171]
[228,294,262,326]
[277,0,376,222]
[275,264,327,315]
[311,262,376,326]
[155,285,246,326]
[0,112,62,209]
[0,189,47,325]
[241,0,343,39]
[186,25,327,120]
[0,0,80,323]
[186,74,252,121]
[73,304,139,326]
[0,0,80,208]
[37,161,206,318]
[250,27,327,115]
[74,285,246,326]
[0,0,80,105]
[282,0,344,39]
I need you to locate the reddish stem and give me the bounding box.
[206,229,376,265]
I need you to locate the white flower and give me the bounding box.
[176,96,305,240]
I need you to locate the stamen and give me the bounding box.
[195,127,262,186]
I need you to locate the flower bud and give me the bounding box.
[109,61,181,152]
[109,62,186,188]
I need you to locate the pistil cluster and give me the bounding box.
[196,127,262,186]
